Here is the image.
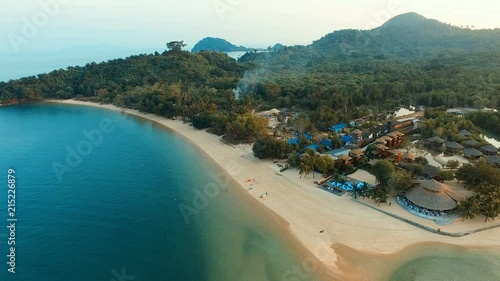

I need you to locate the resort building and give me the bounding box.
[348,137,364,149]
[375,136,392,147]
[340,135,354,145]
[329,123,347,133]
[480,145,499,156]
[375,133,404,149]
[391,119,414,131]
[350,117,370,127]
[485,155,500,168]
[461,139,481,148]
[388,149,403,163]
[351,129,363,140]
[362,129,374,141]
[444,141,464,154]
[319,138,332,150]
[373,144,390,158]
[463,148,483,160]
[386,131,405,147]
[337,155,353,166]
[304,144,319,152]
[349,149,364,161]
[327,148,350,158]
[402,180,464,214]
[423,165,441,180]
[459,129,472,138]
[372,125,388,138]
[427,136,445,150]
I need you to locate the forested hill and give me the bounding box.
[192,37,251,52]
[232,12,500,123]
[1,12,500,134]
[311,12,500,60]
[0,51,249,104]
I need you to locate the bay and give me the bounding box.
[0,103,322,281]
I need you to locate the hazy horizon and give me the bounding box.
[2,0,500,55]
[1,0,500,82]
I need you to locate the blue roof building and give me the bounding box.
[329,123,347,133]
[340,135,353,143]
[287,138,300,145]
[303,144,319,152]
[327,148,350,157]
[320,139,332,149]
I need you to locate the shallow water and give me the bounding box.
[482,130,500,148]
[388,246,500,281]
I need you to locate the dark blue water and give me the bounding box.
[0,104,323,281]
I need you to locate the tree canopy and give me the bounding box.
[166,41,187,52]
[372,160,396,186]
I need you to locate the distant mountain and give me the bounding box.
[192,37,251,52]
[270,43,284,52]
[311,12,500,60]
[380,12,430,28]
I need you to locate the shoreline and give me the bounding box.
[43,99,500,280]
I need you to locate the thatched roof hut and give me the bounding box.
[481,145,499,155]
[405,180,459,211]
[485,155,500,167]
[428,136,445,144]
[461,139,481,148]
[445,141,464,150]
[464,148,483,159]
[423,165,441,178]
[459,129,472,137]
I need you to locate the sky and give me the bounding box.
[1,0,499,56]
[2,0,498,81]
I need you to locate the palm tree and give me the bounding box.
[371,185,389,206]
[308,152,321,178]
[479,192,500,222]
[459,196,480,221]
[299,161,306,178]
[360,182,370,199]
[299,161,312,178]
[350,183,364,199]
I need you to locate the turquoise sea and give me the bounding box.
[1,103,499,281]
[0,104,324,281]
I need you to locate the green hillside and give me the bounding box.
[1,13,499,133]
[192,37,251,52]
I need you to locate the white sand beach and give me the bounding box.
[47,99,500,280]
